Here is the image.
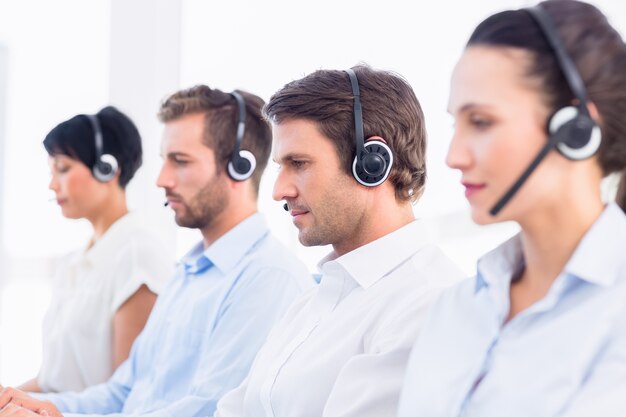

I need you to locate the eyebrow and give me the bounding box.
[166,151,192,158]
[272,153,311,164]
[447,102,496,115]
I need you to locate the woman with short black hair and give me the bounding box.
[18,106,172,393]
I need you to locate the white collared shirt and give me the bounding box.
[38,212,174,393]
[215,219,465,417]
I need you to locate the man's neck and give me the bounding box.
[332,203,415,257]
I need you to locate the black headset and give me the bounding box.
[345,68,393,187]
[227,91,256,181]
[85,113,119,183]
[490,6,602,216]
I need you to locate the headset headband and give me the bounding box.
[86,114,104,160]
[230,91,247,155]
[345,68,366,159]
[526,6,590,117]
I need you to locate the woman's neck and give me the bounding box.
[507,196,604,320]
[87,190,129,247]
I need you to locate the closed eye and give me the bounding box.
[290,160,306,169]
[469,113,493,130]
[170,157,190,165]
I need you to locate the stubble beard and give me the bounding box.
[174,177,228,230]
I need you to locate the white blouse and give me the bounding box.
[37,212,174,393]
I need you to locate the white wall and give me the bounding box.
[0,43,7,268]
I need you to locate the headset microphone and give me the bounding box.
[283,203,288,211]
[164,201,169,207]
[490,128,564,215]
[489,6,602,216]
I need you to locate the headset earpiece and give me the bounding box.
[489,6,603,216]
[227,91,256,181]
[345,68,393,187]
[86,114,118,183]
[228,149,257,181]
[94,154,119,182]
[549,106,601,160]
[352,136,393,187]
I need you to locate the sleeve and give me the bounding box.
[32,350,137,415]
[320,288,441,417]
[109,232,174,314]
[559,311,626,417]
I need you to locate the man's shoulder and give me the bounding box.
[373,243,466,296]
[236,232,313,288]
[406,244,467,287]
[246,232,304,267]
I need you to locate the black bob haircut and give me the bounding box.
[43,106,142,188]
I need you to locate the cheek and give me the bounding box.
[66,171,100,200]
[302,170,337,201]
[70,172,93,189]
[480,125,544,179]
[321,172,359,206]
[179,166,215,195]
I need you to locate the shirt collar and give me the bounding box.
[564,203,626,287]
[82,212,138,266]
[180,212,269,276]
[475,233,524,293]
[475,203,626,292]
[318,219,432,289]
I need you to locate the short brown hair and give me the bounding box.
[158,85,271,195]
[264,64,427,202]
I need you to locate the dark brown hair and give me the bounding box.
[158,85,271,195]
[468,0,626,211]
[264,64,427,202]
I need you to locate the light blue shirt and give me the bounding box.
[38,213,313,417]
[398,203,626,417]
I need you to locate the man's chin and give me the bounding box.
[297,231,327,247]
[174,214,194,229]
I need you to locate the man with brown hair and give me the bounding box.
[213,65,464,417]
[0,85,312,417]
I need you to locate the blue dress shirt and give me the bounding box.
[397,203,626,417]
[38,213,313,417]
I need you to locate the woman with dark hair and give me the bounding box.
[398,1,626,415]
[18,107,172,393]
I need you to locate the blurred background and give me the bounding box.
[0,0,623,386]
